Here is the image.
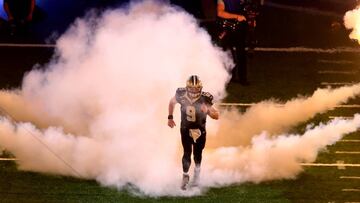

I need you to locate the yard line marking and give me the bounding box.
[329,116,353,119]
[8,45,356,52]
[318,70,358,75]
[0,158,17,161]
[321,82,356,86]
[218,103,255,107]
[0,43,55,48]
[340,176,360,179]
[335,151,360,154]
[339,140,360,142]
[218,103,360,108]
[342,189,360,192]
[300,163,360,167]
[337,161,346,170]
[336,104,360,108]
[317,59,354,64]
[254,47,360,53]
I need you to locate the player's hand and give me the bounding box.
[236,15,246,22]
[200,103,209,114]
[168,119,176,128]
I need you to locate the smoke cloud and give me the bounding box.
[203,114,360,186]
[0,0,360,196]
[207,84,360,147]
[344,6,360,43]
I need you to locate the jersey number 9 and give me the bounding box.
[186,106,196,122]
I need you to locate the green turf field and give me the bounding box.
[0,48,360,202]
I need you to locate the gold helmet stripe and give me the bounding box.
[187,75,202,88]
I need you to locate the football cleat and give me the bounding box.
[191,166,201,187]
[181,174,190,190]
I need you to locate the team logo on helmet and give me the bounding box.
[186,75,202,100]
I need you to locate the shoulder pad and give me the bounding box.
[175,88,186,102]
[202,92,213,105]
[176,88,186,96]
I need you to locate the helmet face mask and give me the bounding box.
[186,75,202,99]
[187,86,202,99]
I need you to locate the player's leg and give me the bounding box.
[180,128,192,190]
[192,130,206,186]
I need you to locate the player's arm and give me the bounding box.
[217,0,246,22]
[168,96,177,128]
[201,92,219,120]
[200,103,219,120]
[207,106,219,120]
[27,0,35,21]
[3,1,14,21]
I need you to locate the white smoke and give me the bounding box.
[0,0,360,197]
[203,114,360,186]
[207,84,360,147]
[344,6,360,43]
[0,1,231,196]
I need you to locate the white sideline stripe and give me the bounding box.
[329,116,353,119]
[321,82,356,86]
[317,59,354,64]
[342,189,360,192]
[0,43,55,48]
[218,103,360,108]
[219,103,255,107]
[0,158,17,161]
[318,70,358,75]
[340,176,360,179]
[337,160,346,170]
[1,44,359,52]
[339,140,360,143]
[335,105,360,108]
[335,151,360,154]
[300,163,360,167]
[254,47,360,53]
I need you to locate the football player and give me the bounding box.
[168,75,219,190]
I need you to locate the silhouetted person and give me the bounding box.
[3,0,35,37]
[217,0,249,85]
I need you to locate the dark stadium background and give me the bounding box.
[1,1,360,202]
[0,0,358,47]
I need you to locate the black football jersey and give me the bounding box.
[175,88,214,129]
